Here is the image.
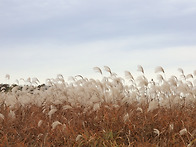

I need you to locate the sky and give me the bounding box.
[1,0,196,84]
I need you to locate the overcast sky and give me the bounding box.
[1,0,196,84]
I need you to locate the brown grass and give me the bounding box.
[0,102,196,146]
[0,66,196,146]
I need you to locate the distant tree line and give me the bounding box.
[0,84,48,93]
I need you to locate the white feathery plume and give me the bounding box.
[124,71,134,81]
[20,78,25,82]
[186,81,193,88]
[161,81,170,93]
[45,79,53,86]
[91,95,100,103]
[169,123,174,132]
[137,65,144,74]
[137,76,148,87]
[93,103,100,111]
[113,104,119,108]
[104,66,112,75]
[57,74,64,79]
[5,95,17,109]
[38,120,43,127]
[68,76,76,82]
[15,79,19,85]
[193,79,196,87]
[50,105,56,110]
[48,108,57,119]
[62,105,72,110]
[42,108,46,114]
[0,113,5,120]
[93,67,102,75]
[32,77,40,85]
[123,113,129,122]
[178,68,184,75]
[168,76,177,86]
[104,105,111,110]
[147,100,159,112]
[26,77,31,84]
[76,134,82,142]
[8,110,16,120]
[57,74,65,83]
[51,121,62,130]
[37,133,43,138]
[75,75,84,79]
[136,107,143,113]
[186,74,193,79]
[179,128,187,135]
[153,128,160,136]
[193,70,196,76]
[12,86,19,93]
[187,143,193,147]
[155,66,165,73]
[1,87,6,91]
[180,74,186,80]
[157,74,164,83]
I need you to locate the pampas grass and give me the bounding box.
[155,66,164,73]
[93,67,102,75]
[0,113,4,120]
[104,66,112,75]
[137,65,144,74]
[0,66,196,146]
[51,121,62,130]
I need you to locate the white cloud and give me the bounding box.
[1,34,195,84]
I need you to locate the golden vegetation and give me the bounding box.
[0,66,196,146]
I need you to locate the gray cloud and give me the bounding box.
[1,0,196,44]
[0,0,196,83]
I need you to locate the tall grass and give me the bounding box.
[0,66,196,146]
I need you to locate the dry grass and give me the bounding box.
[0,66,196,146]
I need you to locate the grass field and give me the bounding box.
[0,66,196,146]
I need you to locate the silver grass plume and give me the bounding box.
[93,67,102,75]
[75,75,84,79]
[193,70,196,76]
[157,74,164,83]
[153,128,160,136]
[51,121,62,130]
[178,68,184,75]
[186,74,193,79]
[137,65,144,74]
[104,66,112,75]
[155,66,165,73]
[124,71,134,81]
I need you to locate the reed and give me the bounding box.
[0,66,196,146]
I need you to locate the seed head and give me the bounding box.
[137,65,144,74]
[179,128,187,136]
[155,66,165,73]
[51,121,62,130]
